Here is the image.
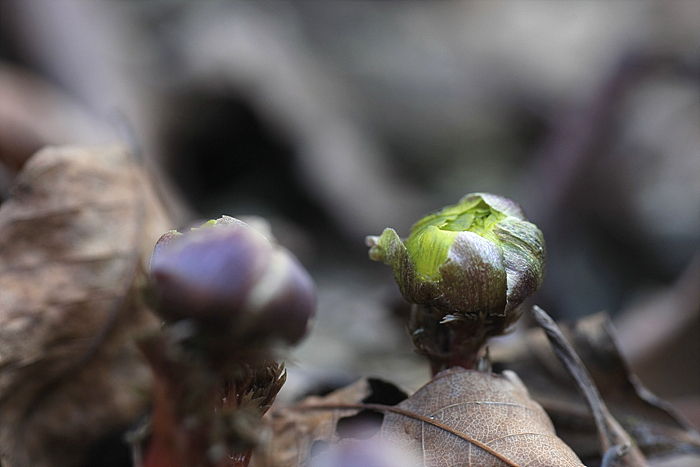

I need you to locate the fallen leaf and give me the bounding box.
[253,378,408,467]
[491,312,700,464]
[379,368,585,467]
[0,144,171,467]
[253,378,373,467]
[572,314,700,458]
[259,371,583,466]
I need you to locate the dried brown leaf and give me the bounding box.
[0,144,171,467]
[492,312,700,464]
[262,371,585,467]
[378,368,585,467]
[252,378,374,467]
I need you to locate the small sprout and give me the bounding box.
[366,193,545,371]
[149,216,316,347]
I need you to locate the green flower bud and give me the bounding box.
[366,193,545,324]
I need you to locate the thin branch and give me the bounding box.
[601,443,631,467]
[531,306,648,467]
[531,306,615,451]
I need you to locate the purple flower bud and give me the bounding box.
[307,439,420,467]
[149,216,315,346]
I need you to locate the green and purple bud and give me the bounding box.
[366,193,545,326]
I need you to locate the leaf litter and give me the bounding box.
[492,311,700,465]
[258,369,585,467]
[257,306,699,467]
[0,144,171,467]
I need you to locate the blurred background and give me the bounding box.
[1,0,698,431]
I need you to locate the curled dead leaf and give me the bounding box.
[0,144,171,467]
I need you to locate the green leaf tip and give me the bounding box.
[405,196,508,277]
[189,219,218,231]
